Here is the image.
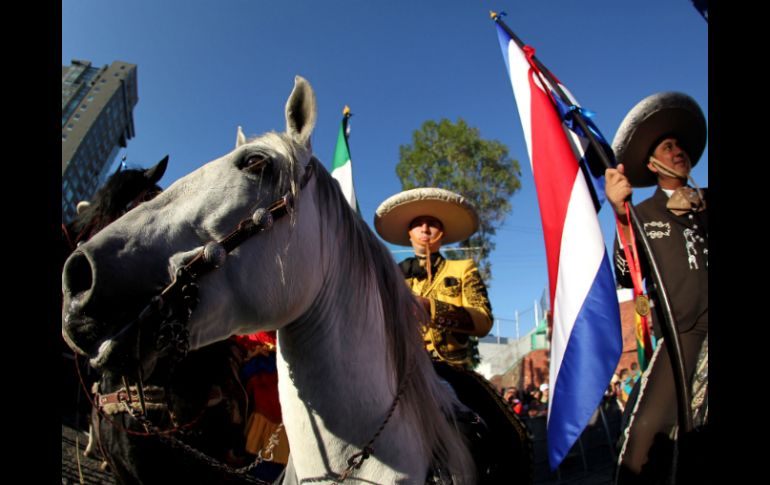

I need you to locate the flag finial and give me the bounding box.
[343,105,351,116]
[489,10,498,19]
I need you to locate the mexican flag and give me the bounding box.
[331,106,359,212]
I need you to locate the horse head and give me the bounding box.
[62,76,325,376]
[66,156,168,245]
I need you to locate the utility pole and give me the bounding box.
[515,310,520,362]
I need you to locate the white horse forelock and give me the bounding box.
[244,132,308,287]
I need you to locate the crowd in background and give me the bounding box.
[610,363,641,411]
[500,383,549,418]
[499,360,643,419]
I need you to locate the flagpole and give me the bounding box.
[491,12,693,433]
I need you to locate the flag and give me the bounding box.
[331,105,359,212]
[494,17,622,469]
[635,310,654,371]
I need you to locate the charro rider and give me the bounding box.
[374,187,493,369]
[604,92,708,483]
[374,188,533,482]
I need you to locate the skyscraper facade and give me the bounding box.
[61,59,138,223]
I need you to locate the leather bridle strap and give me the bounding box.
[124,159,316,359]
[163,159,314,292]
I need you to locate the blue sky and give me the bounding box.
[63,0,707,339]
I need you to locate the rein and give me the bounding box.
[82,160,315,483]
[75,346,277,484]
[88,157,408,483]
[298,363,415,484]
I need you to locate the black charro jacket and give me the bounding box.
[614,187,708,334]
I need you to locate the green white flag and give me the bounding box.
[331,106,358,212]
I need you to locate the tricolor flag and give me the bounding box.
[635,310,654,371]
[331,105,359,212]
[493,15,622,469]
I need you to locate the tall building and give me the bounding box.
[61,59,138,223]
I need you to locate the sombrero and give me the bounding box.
[374,188,478,246]
[612,92,707,187]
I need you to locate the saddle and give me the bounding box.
[432,362,534,484]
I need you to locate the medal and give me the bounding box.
[635,295,650,317]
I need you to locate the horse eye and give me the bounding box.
[241,154,270,174]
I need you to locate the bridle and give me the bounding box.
[100,157,316,366]
[91,156,410,482]
[81,158,316,484]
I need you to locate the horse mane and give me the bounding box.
[293,152,475,481]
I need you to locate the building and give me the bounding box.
[62,59,138,223]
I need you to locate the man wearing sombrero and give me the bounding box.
[375,188,493,369]
[375,189,534,480]
[605,92,708,483]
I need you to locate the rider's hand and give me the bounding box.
[605,164,633,217]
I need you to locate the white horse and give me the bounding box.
[62,76,476,484]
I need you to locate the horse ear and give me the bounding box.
[235,126,247,148]
[144,155,169,184]
[285,76,317,149]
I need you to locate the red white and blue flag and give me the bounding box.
[495,21,622,469]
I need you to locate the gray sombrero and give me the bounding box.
[612,92,707,187]
[374,188,479,246]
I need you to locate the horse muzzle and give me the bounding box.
[62,310,156,374]
[62,249,164,372]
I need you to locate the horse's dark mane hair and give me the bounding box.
[71,167,162,235]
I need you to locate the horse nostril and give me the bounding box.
[63,251,94,298]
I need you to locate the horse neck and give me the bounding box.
[276,264,429,481]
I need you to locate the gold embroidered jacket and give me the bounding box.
[404,256,493,368]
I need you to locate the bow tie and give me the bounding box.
[666,187,705,216]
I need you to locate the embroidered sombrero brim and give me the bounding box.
[612,92,706,187]
[374,188,479,246]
